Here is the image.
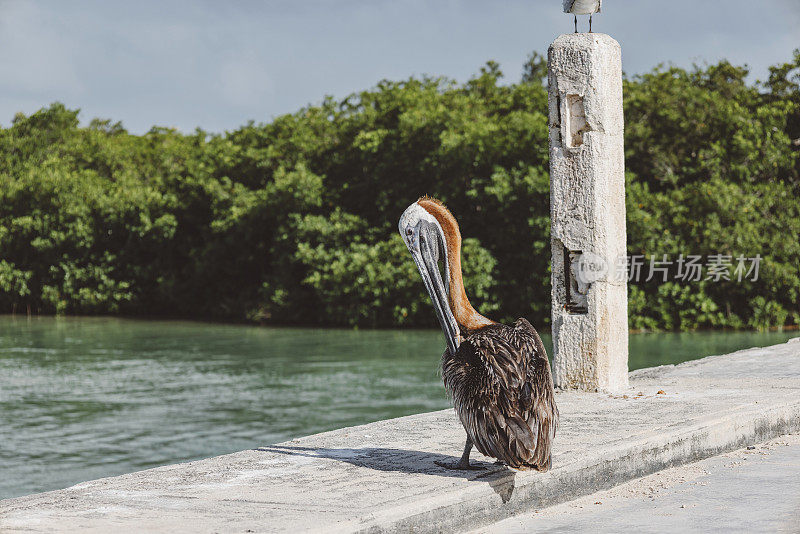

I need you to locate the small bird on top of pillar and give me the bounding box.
[563,0,601,33]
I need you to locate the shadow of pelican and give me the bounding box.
[257,445,517,501]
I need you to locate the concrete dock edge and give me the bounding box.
[336,402,800,534]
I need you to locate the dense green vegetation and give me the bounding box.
[1,51,798,330]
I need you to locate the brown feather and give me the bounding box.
[442,320,559,470]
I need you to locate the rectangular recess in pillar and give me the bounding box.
[565,94,589,148]
[564,247,588,314]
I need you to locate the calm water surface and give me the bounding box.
[0,316,796,499]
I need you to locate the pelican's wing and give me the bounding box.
[514,318,559,469]
[563,0,575,13]
[442,322,559,469]
[470,327,557,468]
[464,332,538,466]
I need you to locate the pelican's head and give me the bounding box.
[399,201,460,355]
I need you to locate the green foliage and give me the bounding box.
[624,52,800,330]
[0,53,798,330]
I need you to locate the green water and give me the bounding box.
[0,316,796,499]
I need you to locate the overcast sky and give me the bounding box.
[1,0,798,134]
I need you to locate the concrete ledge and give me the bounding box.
[2,340,799,533]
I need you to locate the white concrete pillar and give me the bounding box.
[548,33,628,393]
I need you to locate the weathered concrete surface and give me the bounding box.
[2,339,799,533]
[478,434,800,533]
[548,33,628,393]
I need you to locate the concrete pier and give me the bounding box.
[2,339,799,533]
[548,33,628,392]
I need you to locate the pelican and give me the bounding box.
[399,197,558,471]
[563,0,601,33]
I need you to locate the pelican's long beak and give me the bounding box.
[400,206,460,355]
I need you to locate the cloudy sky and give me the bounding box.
[1,0,798,134]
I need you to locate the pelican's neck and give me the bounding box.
[418,198,495,331]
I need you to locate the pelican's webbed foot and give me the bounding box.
[435,437,485,470]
